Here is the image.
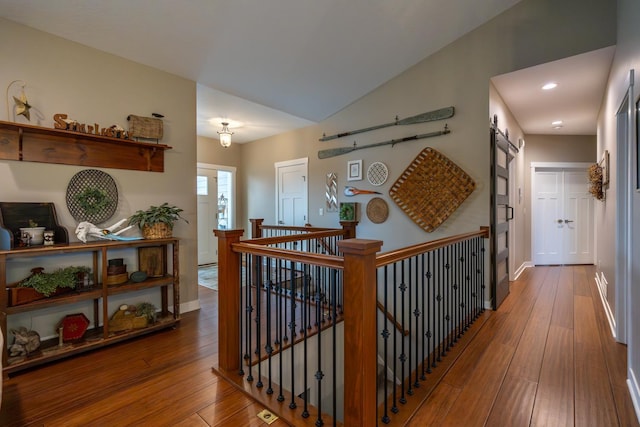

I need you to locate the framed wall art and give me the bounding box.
[600,149,610,188]
[347,159,362,181]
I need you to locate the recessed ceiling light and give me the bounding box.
[551,120,563,126]
[542,82,558,90]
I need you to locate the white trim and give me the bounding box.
[615,70,634,345]
[595,272,616,339]
[275,158,309,226]
[530,161,593,169]
[197,163,237,229]
[513,261,533,280]
[628,368,640,423]
[530,162,595,266]
[181,299,201,314]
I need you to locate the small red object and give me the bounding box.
[59,313,90,342]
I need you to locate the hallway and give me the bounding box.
[1,266,637,426]
[407,265,638,426]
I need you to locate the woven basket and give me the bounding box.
[127,115,163,139]
[142,223,172,239]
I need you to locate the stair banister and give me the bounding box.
[214,228,244,372]
[338,238,382,427]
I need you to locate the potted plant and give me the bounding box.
[10,266,91,306]
[128,202,188,239]
[19,219,46,245]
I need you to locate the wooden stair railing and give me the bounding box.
[214,226,489,426]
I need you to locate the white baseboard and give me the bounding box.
[513,261,533,280]
[594,273,616,339]
[628,368,640,424]
[181,299,201,314]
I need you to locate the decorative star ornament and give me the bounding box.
[13,92,32,121]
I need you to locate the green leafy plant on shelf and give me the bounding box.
[136,302,158,323]
[18,266,91,297]
[128,202,188,231]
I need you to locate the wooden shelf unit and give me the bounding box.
[0,120,172,172]
[0,238,180,376]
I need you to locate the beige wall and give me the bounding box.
[0,19,199,317]
[238,0,615,257]
[598,0,640,401]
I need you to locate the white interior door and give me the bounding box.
[197,168,218,265]
[276,159,308,226]
[532,165,593,265]
[533,170,563,264]
[563,171,594,264]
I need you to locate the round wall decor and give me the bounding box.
[367,161,389,186]
[366,197,389,224]
[66,169,118,224]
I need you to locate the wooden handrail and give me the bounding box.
[376,228,489,268]
[377,301,409,336]
[243,229,346,246]
[232,242,345,270]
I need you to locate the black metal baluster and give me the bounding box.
[315,265,324,426]
[265,257,274,395]
[444,246,450,354]
[331,269,338,426]
[455,242,461,342]
[420,253,426,381]
[406,258,413,397]
[302,264,310,418]
[391,262,399,414]
[412,256,420,389]
[277,258,285,402]
[381,265,391,424]
[256,256,263,388]
[289,261,297,410]
[399,260,407,404]
[246,255,254,382]
[427,251,433,373]
[239,254,245,376]
[436,248,443,362]
[481,237,486,314]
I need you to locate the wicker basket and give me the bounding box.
[127,115,163,140]
[142,223,172,239]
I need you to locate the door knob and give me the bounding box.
[564,219,574,223]
[557,219,563,224]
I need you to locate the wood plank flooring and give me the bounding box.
[0,265,637,426]
[408,265,639,427]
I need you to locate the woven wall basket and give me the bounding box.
[142,223,172,239]
[127,115,163,140]
[389,147,475,232]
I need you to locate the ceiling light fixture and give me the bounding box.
[217,122,233,148]
[551,120,563,126]
[542,82,558,90]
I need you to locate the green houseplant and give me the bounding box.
[16,266,91,298]
[128,202,188,239]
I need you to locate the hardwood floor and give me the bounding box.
[408,265,639,427]
[1,266,637,426]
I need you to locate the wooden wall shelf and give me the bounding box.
[0,120,172,172]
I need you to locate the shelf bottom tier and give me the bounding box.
[4,315,179,376]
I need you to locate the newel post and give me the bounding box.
[338,238,382,427]
[339,220,358,239]
[249,218,263,238]
[213,228,244,372]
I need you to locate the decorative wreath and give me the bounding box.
[588,163,604,201]
[66,169,118,223]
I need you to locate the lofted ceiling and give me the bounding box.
[0,0,611,143]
